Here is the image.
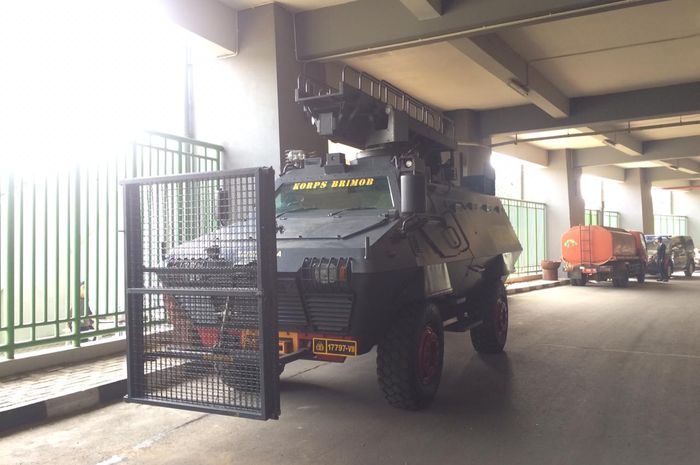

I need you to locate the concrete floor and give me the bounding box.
[3,275,700,465]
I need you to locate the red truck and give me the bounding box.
[561,225,647,287]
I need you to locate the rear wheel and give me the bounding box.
[685,261,695,277]
[637,271,646,283]
[470,281,508,354]
[570,276,587,286]
[377,302,444,410]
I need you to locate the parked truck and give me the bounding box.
[561,225,647,287]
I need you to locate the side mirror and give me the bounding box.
[400,171,427,216]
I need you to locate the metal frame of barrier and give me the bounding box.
[122,168,280,421]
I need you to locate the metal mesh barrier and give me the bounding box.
[123,168,279,420]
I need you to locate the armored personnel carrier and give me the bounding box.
[123,67,522,419]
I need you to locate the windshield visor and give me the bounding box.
[275,177,393,215]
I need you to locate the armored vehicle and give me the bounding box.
[123,67,522,419]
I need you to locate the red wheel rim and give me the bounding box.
[494,297,508,344]
[417,326,440,385]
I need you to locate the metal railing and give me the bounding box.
[500,198,547,277]
[0,132,222,359]
[654,214,688,236]
[584,209,620,228]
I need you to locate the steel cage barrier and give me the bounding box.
[122,167,280,421]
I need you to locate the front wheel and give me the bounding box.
[470,281,508,354]
[377,302,444,410]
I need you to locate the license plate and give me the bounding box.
[312,338,357,356]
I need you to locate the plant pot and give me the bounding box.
[541,260,561,281]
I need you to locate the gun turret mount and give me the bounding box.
[296,66,456,153]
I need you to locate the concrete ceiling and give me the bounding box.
[343,42,530,111]
[218,0,353,13]
[500,0,700,97]
[219,0,700,187]
[328,1,700,187]
[616,161,665,168]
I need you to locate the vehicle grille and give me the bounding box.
[276,278,354,333]
[277,282,308,327]
[304,294,354,333]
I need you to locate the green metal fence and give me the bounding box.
[0,132,222,359]
[584,209,620,228]
[500,198,547,277]
[654,214,688,236]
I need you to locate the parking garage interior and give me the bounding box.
[1,1,700,464]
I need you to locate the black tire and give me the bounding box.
[377,302,444,410]
[667,263,674,280]
[612,275,628,288]
[470,281,508,354]
[216,331,261,392]
[571,276,586,286]
[685,262,695,277]
[218,361,260,392]
[637,271,646,283]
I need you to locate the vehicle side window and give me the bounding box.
[687,239,695,249]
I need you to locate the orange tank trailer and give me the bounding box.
[561,226,647,288]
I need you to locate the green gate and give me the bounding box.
[0,132,222,359]
[654,214,688,236]
[500,198,546,277]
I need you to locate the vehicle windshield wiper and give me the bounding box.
[328,207,377,217]
[275,207,318,218]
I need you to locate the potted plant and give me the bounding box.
[541,260,561,281]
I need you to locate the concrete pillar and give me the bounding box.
[671,189,700,238]
[686,191,700,239]
[450,110,495,187]
[604,168,654,233]
[538,149,585,267]
[463,146,493,177]
[192,4,325,172]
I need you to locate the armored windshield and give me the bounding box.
[275,177,393,215]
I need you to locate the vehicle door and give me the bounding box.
[670,237,686,270]
[684,238,695,262]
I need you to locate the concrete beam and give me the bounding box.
[476,81,700,136]
[294,0,661,61]
[160,0,238,56]
[449,34,569,118]
[582,165,626,182]
[582,125,643,156]
[656,158,700,175]
[646,167,700,183]
[492,141,549,166]
[653,179,694,189]
[399,0,442,20]
[575,135,700,167]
